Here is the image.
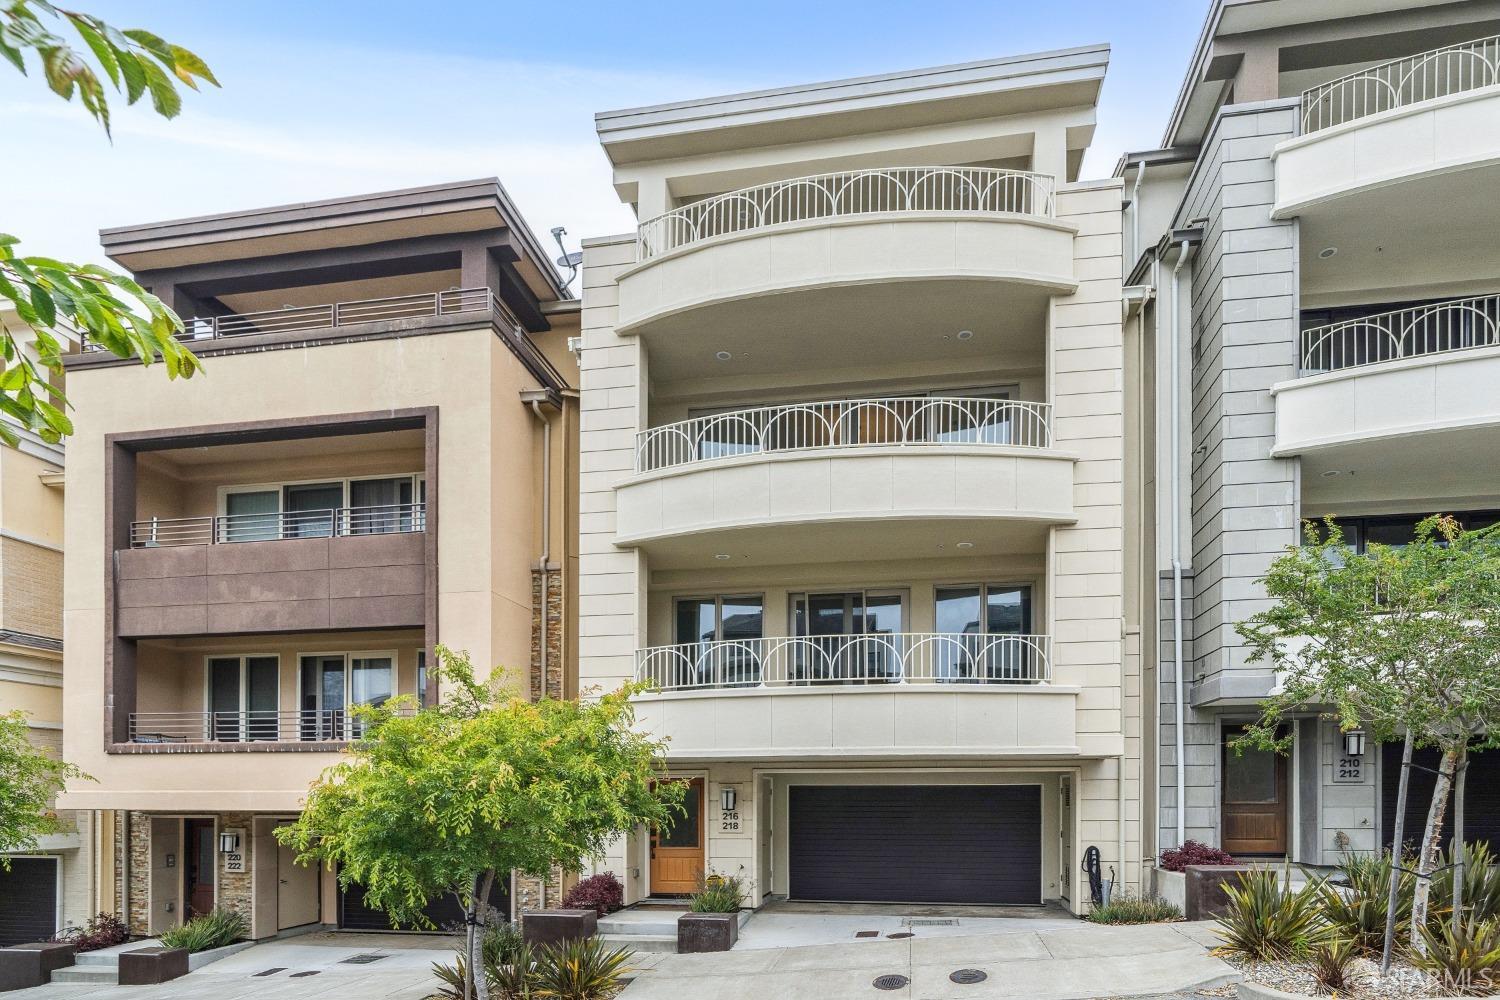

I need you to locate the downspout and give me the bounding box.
[1131,161,1146,265]
[529,399,553,705]
[1122,283,1155,893]
[1169,237,1195,847]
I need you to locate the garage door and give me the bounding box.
[338,875,509,931]
[0,857,59,946]
[789,785,1041,905]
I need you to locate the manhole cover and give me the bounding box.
[339,954,387,965]
[950,969,988,985]
[905,918,958,927]
[252,968,286,978]
[855,930,880,939]
[872,974,910,991]
[886,931,914,939]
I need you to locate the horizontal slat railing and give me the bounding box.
[129,502,426,548]
[83,287,516,352]
[128,707,415,744]
[1299,293,1500,375]
[1301,35,1500,133]
[635,633,1051,692]
[636,398,1052,473]
[636,166,1057,260]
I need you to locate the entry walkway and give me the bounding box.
[621,920,1235,1000]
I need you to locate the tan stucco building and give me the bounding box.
[56,180,580,937]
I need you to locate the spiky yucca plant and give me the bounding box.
[529,937,632,1000]
[1321,851,1413,955]
[1213,868,1329,962]
[1415,916,1500,995]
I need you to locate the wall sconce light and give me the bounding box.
[720,787,737,812]
[1343,729,1367,757]
[218,832,241,854]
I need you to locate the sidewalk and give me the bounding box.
[620,920,1235,1000]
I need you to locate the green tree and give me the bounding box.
[0,709,89,863]
[1235,516,1500,968]
[1,1,211,446]
[275,647,684,1000]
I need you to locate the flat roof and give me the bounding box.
[597,44,1110,165]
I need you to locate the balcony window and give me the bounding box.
[298,651,395,741]
[670,595,764,688]
[216,474,424,543]
[933,584,1035,681]
[206,654,280,741]
[790,590,907,683]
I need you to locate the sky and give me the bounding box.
[5,0,1208,270]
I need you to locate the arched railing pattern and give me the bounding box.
[635,397,1052,473]
[636,166,1057,260]
[1301,36,1500,133]
[634,633,1051,691]
[1299,293,1500,374]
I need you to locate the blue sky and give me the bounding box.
[8,0,1207,267]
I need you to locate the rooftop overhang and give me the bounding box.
[100,177,569,304]
[595,44,1110,170]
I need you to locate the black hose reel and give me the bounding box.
[1082,845,1107,907]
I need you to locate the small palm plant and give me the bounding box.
[529,937,633,1000]
[1321,851,1412,955]
[1213,868,1329,962]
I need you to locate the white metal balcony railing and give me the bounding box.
[636,166,1058,260]
[635,633,1051,693]
[1301,35,1500,133]
[636,397,1052,473]
[128,502,426,548]
[1299,293,1500,375]
[81,287,517,352]
[127,707,414,744]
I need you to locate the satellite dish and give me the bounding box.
[556,252,584,268]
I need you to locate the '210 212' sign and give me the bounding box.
[1333,755,1365,784]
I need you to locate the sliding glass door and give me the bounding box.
[206,655,279,741]
[933,584,1034,681]
[298,652,395,740]
[790,590,905,682]
[673,596,763,687]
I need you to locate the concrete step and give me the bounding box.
[51,966,118,984]
[597,916,680,937]
[599,933,678,954]
[74,951,121,967]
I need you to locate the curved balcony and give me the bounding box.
[616,398,1075,566]
[1274,295,1500,498]
[629,633,1081,761]
[614,167,1076,365]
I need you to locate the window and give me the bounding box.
[1310,509,1500,554]
[789,590,907,682]
[219,474,423,541]
[933,584,1036,681]
[297,651,397,741]
[672,596,764,687]
[416,650,427,709]
[205,655,279,741]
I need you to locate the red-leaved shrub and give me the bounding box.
[1159,840,1237,872]
[562,872,625,917]
[53,912,130,952]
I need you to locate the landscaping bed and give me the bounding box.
[1227,954,1446,999]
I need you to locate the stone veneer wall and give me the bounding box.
[126,812,149,934]
[122,810,255,934]
[530,568,565,701]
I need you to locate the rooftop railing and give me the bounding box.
[636,166,1057,261]
[1301,35,1500,133]
[81,287,516,352]
[635,632,1051,693]
[128,707,415,744]
[1299,293,1500,375]
[635,397,1052,473]
[129,502,426,548]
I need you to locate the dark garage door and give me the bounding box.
[0,857,58,946]
[339,875,510,932]
[789,785,1042,905]
[1383,744,1500,853]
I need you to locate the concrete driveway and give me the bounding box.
[6,931,457,1000]
[620,920,1235,1000]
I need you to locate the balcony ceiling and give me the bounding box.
[1301,422,1500,514]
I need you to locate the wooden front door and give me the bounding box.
[1221,726,1288,856]
[651,778,704,895]
[184,819,216,918]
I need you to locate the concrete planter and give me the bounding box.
[1184,865,1257,921]
[1237,983,1321,1000]
[118,947,189,986]
[0,942,75,992]
[522,909,597,949]
[677,912,739,953]
[1152,868,1186,912]
[186,939,258,971]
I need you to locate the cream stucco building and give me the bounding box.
[579,48,1149,912]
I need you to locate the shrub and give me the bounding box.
[1321,851,1412,954]
[529,936,632,1000]
[1159,840,1237,872]
[562,872,625,918]
[1213,869,1328,962]
[689,874,744,913]
[1415,916,1500,995]
[1309,937,1363,993]
[156,908,246,953]
[52,912,128,952]
[1431,841,1500,926]
[1086,892,1182,924]
[483,920,528,971]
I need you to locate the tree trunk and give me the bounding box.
[475,869,495,1000]
[1410,748,1459,957]
[465,875,481,1000]
[1452,746,1469,935]
[1382,733,1414,974]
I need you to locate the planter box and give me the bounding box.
[0,942,75,992]
[186,939,257,972]
[1185,865,1257,921]
[521,909,597,949]
[1152,867,1186,912]
[677,912,739,954]
[118,946,189,986]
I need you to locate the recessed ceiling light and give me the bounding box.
[956,541,975,550]
[714,553,732,560]
[1321,469,1355,478]
[956,329,974,340]
[714,350,732,361]
[1319,247,1338,259]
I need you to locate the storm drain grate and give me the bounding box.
[950,969,988,985]
[289,971,320,978]
[872,974,910,991]
[905,918,958,927]
[855,930,880,939]
[340,954,388,965]
[252,968,286,978]
[886,931,914,939]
